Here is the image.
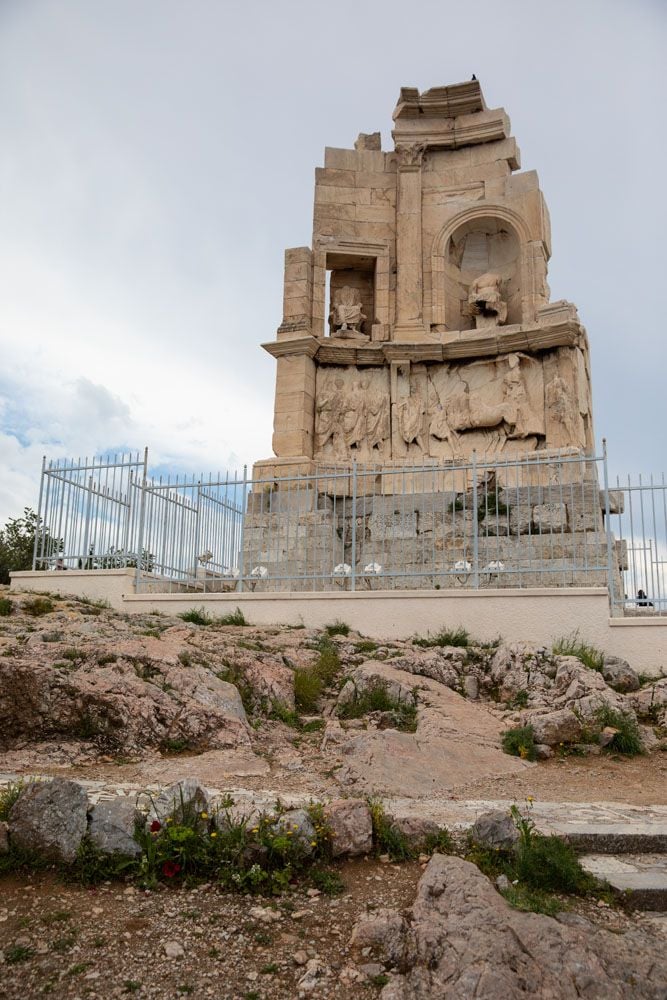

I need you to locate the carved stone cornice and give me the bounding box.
[262,316,585,366]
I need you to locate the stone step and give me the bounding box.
[580,854,667,911]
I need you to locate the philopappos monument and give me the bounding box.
[256,79,593,481]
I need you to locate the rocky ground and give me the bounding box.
[2,586,667,999]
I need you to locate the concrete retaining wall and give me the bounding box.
[11,571,667,675]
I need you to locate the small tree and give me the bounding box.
[0,508,61,584]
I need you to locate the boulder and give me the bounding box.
[387,814,440,849]
[88,797,142,857]
[375,854,667,999]
[350,908,413,968]
[9,778,88,862]
[528,709,582,746]
[323,798,372,857]
[470,810,519,851]
[148,778,210,825]
[601,656,640,693]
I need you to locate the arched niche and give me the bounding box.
[431,206,532,330]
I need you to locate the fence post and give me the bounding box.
[472,450,479,589]
[32,456,46,570]
[602,439,617,614]
[351,460,357,593]
[236,465,248,593]
[134,450,149,594]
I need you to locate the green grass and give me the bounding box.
[595,705,643,755]
[499,884,560,916]
[61,647,86,663]
[178,607,212,626]
[311,867,346,896]
[324,620,350,637]
[0,596,12,616]
[97,653,117,666]
[424,828,456,854]
[552,633,604,672]
[217,607,248,627]
[354,639,379,654]
[5,944,34,964]
[338,680,417,732]
[413,626,470,648]
[501,725,537,761]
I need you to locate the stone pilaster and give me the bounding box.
[394,144,427,339]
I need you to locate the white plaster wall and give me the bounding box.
[10,569,134,610]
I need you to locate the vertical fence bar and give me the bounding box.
[601,439,616,612]
[236,466,248,593]
[472,450,479,589]
[350,460,357,593]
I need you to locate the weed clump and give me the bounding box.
[324,620,350,637]
[501,725,537,761]
[413,626,470,648]
[217,607,248,627]
[368,799,413,861]
[338,681,417,732]
[178,607,212,626]
[595,705,643,756]
[23,596,54,617]
[294,668,323,712]
[0,597,12,616]
[552,633,604,672]
[0,780,25,821]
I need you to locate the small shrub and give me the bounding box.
[217,607,248,627]
[294,668,324,712]
[161,737,192,754]
[595,705,643,755]
[269,701,301,728]
[179,607,212,626]
[61,647,86,663]
[97,653,117,666]
[413,626,470,648]
[511,806,596,895]
[368,799,414,861]
[324,620,350,637]
[552,633,604,672]
[510,689,529,709]
[178,651,193,667]
[424,828,455,855]
[501,725,537,761]
[0,597,12,616]
[23,596,54,617]
[314,643,341,686]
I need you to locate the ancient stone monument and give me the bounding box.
[245,81,609,590]
[256,79,593,480]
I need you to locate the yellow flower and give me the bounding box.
[310,841,317,847]
[165,817,173,824]
[527,796,534,803]
[210,831,217,839]
[200,812,209,820]
[287,831,293,836]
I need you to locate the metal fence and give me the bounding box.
[34,444,664,608]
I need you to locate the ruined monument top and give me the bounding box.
[257,80,593,479]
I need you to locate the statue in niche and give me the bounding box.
[363,376,390,458]
[398,383,428,454]
[329,285,368,339]
[467,272,508,329]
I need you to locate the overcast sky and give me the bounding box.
[1,0,665,522]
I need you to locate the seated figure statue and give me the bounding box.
[329,285,368,339]
[467,272,508,328]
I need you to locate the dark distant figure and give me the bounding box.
[637,589,653,608]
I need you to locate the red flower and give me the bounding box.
[162,860,181,878]
[150,820,161,833]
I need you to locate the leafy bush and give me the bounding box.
[0,507,62,585]
[217,607,248,627]
[178,607,211,625]
[311,867,345,896]
[338,681,417,732]
[0,597,12,616]
[413,626,470,648]
[595,705,643,755]
[501,725,537,761]
[324,620,350,637]
[23,596,54,617]
[552,633,604,672]
[511,806,596,895]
